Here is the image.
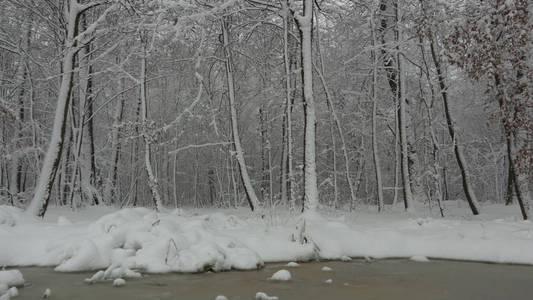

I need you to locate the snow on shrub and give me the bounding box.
[46,209,263,273]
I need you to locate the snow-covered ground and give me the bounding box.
[1,201,532,279]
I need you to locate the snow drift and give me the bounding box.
[1,204,533,276]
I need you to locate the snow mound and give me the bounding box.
[47,208,264,273]
[113,278,126,287]
[0,206,21,227]
[256,292,279,300]
[321,266,332,271]
[7,287,17,297]
[57,216,72,226]
[269,269,291,281]
[325,278,332,283]
[286,262,299,267]
[0,270,24,287]
[85,270,105,284]
[43,288,51,298]
[410,255,430,262]
[340,255,352,261]
[215,296,229,300]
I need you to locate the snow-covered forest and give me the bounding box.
[1,0,531,217]
[0,0,532,298]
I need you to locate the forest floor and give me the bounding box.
[1,200,532,289]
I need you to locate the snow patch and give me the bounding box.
[321,266,332,271]
[255,292,279,300]
[410,255,430,262]
[0,270,24,287]
[215,296,228,300]
[57,216,72,226]
[113,278,126,287]
[286,262,299,267]
[43,288,51,298]
[325,278,333,283]
[269,269,291,281]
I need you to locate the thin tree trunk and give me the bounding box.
[296,0,319,212]
[10,17,32,202]
[221,18,260,211]
[370,13,384,212]
[282,0,296,210]
[424,16,480,215]
[104,75,125,204]
[27,0,79,217]
[140,43,163,211]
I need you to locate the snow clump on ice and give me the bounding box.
[410,255,430,262]
[113,278,126,287]
[43,288,51,298]
[255,292,279,300]
[269,269,291,281]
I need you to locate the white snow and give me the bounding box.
[340,255,352,261]
[57,216,72,226]
[0,271,24,287]
[215,296,228,300]
[113,278,126,287]
[321,266,332,271]
[43,288,51,298]
[325,278,333,283]
[269,269,291,281]
[7,287,17,297]
[410,255,430,262]
[286,262,299,267]
[1,202,533,275]
[255,292,279,300]
[84,270,105,284]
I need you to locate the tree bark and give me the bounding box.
[140,43,163,211]
[221,18,260,211]
[423,8,480,215]
[27,0,79,217]
[295,0,319,212]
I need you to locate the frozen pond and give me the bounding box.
[16,259,533,299]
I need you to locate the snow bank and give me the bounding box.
[0,270,24,300]
[1,204,533,275]
[0,270,24,287]
[0,206,22,227]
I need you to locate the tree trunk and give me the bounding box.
[221,18,260,211]
[370,13,384,212]
[295,0,318,212]
[423,9,480,215]
[104,76,125,204]
[282,0,296,210]
[27,0,79,217]
[140,44,163,211]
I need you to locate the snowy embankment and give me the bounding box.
[1,202,533,276]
